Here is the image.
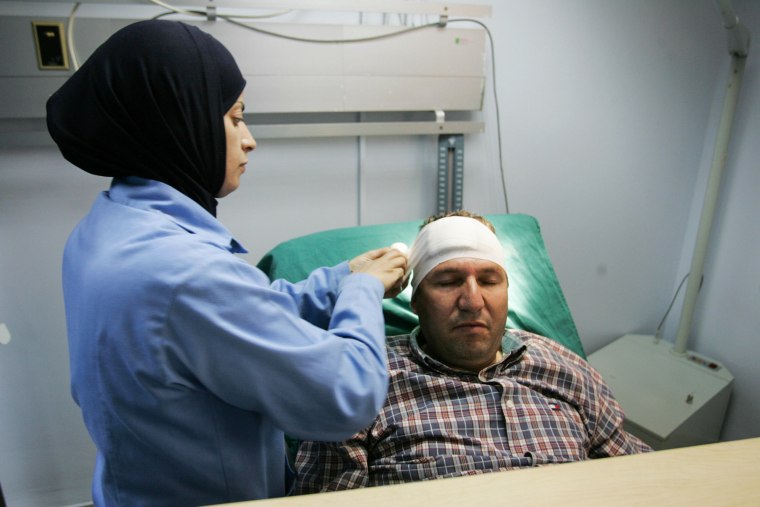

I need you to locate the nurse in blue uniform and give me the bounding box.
[46,19,406,507]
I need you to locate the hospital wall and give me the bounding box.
[0,1,758,505]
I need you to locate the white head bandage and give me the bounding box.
[408,216,505,295]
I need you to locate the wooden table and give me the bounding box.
[213,437,760,506]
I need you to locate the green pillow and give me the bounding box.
[256,213,584,358]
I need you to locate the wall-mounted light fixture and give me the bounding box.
[31,21,69,70]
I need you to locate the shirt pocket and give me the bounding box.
[504,393,588,463]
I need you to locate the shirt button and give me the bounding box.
[506,399,515,409]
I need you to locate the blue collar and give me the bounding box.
[108,176,247,254]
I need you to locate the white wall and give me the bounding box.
[1,1,758,505]
[0,148,104,506]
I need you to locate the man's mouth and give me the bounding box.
[454,321,488,330]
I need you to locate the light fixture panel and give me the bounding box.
[32,21,69,70]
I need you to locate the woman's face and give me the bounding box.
[218,93,255,198]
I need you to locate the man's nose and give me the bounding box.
[458,278,485,312]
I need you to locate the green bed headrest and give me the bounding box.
[256,213,584,358]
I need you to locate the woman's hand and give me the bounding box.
[349,247,409,298]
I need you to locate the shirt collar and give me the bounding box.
[409,326,526,375]
[107,176,247,254]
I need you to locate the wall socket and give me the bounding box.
[32,21,69,70]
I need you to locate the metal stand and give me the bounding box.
[437,134,465,214]
[673,1,749,355]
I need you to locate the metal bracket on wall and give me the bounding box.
[437,134,465,214]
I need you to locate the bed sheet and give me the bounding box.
[256,214,584,358]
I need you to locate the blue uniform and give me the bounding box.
[63,176,389,506]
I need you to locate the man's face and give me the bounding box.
[412,258,508,372]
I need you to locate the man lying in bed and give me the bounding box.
[293,211,650,493]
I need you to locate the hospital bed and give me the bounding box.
[251,222,760,506]
[257,213,585,359]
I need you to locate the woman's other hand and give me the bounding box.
[349,247,408,298]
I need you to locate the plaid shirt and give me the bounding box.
[293,329,650,493]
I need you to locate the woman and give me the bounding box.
[46,20,406,506]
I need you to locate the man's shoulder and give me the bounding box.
[386,333,411,348]
[385,334,420,369]
[386,334,413,357]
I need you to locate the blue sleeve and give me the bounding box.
[267,261,351,330]
[165,253,389,442]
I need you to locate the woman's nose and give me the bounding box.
[243,125,256,152]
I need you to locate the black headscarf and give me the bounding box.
[46,20,246,216]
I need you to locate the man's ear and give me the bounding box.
[410,292,419,315]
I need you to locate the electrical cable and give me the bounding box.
[147,0,202,17]
[654,272,690,341]
[152,10,202,20]
[220,16,440,44]
[147,0,292,19]
[147,4,440,43]
[66,2,82,70]
[450,19,509,214]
